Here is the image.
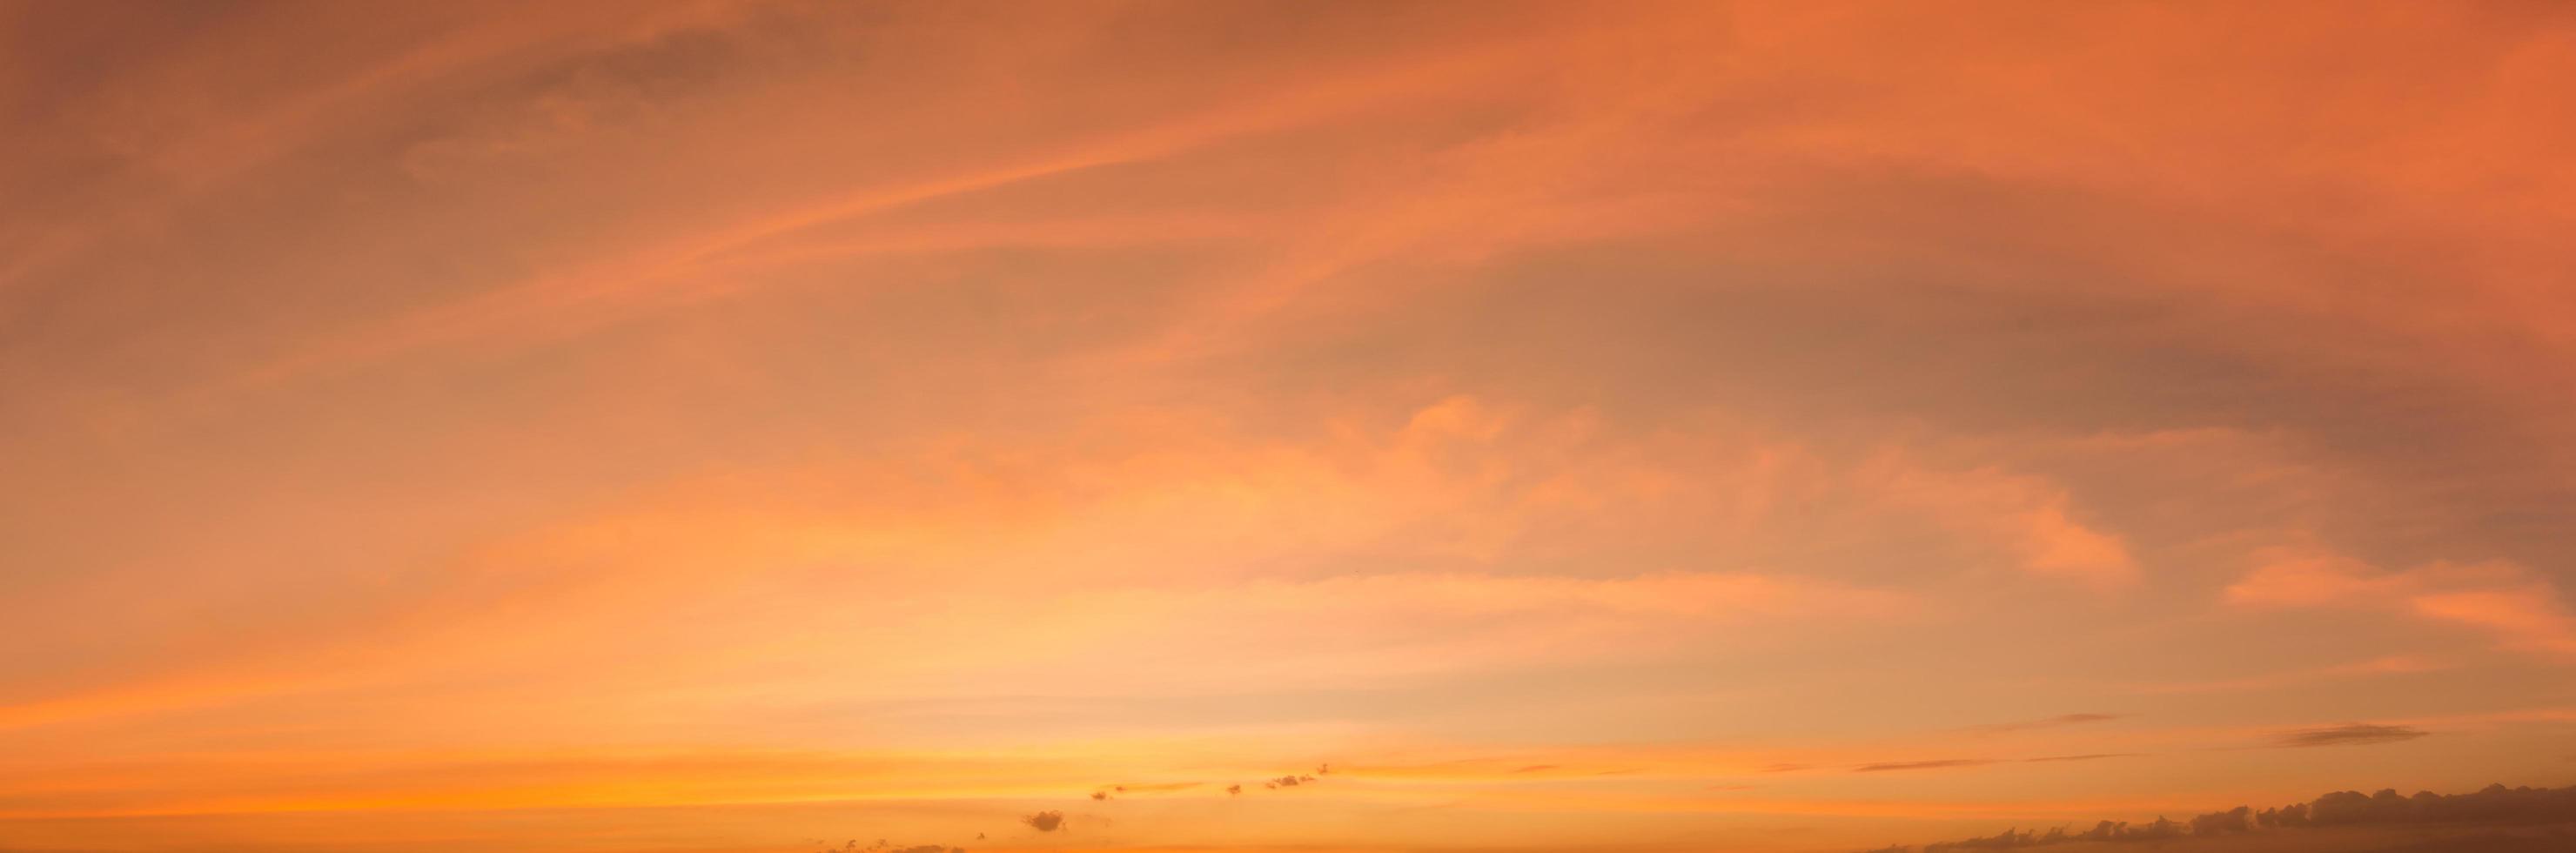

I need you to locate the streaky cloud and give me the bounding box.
[2271,723,2433,749]
[1855,759,2000,773]
[1964,713,2129,735]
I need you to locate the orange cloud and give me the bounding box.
[8,3,2576,852]
[1857,453,2139,588]
[2228,550,2576,658]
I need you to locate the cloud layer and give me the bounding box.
[2,2,2573,852]
[1871,782,2576,852]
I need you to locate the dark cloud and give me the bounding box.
[1229,767,1324,794]
[1856,759,2001,772]
[2020,754,2141,763]
[2272,723,2432,748]
[1020,811,1064,832]
[2260,784,2576,828]
[1862,782,2576,852]
[1907,816,2189,851]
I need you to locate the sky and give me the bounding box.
[2,1,2573,851]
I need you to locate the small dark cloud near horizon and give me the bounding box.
[1020,810,1064,832]
[2272,722,2432,748]
[1097,782,1197,796]
[2021,754,2140,763]
[1862,781,2576,852]
[1217,768,1319,795]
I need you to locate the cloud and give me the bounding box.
[1853,754,2137,772]
[1092,782,1197,798]
[1856,759,1999,773]
[2271,723,2432,748]
[218,10,1570,393]
[12,3,2576,852]
[1864,782,2576,852]
[1897,819,2187,851]
[1018,811,1063,832]
[2227,551,2576,659]
[1859,455,2138,588]
[2271,784,2576,828]
[1964,713,2128,735]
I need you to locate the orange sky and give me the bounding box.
[3,2,2573,852]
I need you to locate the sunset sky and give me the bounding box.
[3,2,2574,852]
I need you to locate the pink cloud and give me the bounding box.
[2228,550,2576,659]
[1860,454,2139,588]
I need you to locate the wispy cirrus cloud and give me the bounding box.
[1961,713,2128,735]
[8,3,2576,853]
[2229,550,2576,659]
[2270,723,2433,749]
[1853,755,2140,773]
[1855,759,1998,773]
